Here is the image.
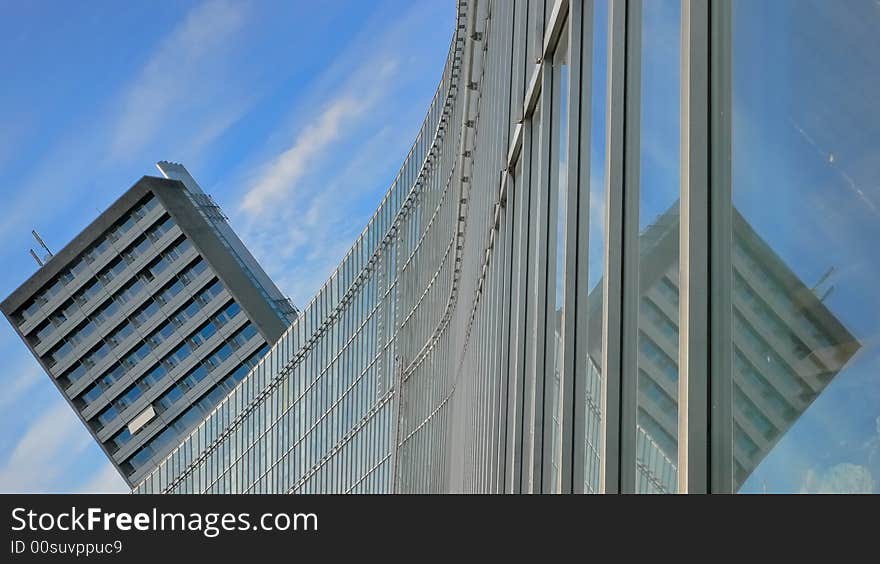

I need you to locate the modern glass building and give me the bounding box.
[1,164,296,487]
[123,0,878,494]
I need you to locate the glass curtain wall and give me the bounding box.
[131,0,880,495]
[723,0,880,494]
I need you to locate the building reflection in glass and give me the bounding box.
[579,202,861,492]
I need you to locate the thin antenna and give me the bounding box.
[812,266,836,292]
[29,249,44,267]
[32,230,53,259]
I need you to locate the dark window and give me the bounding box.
[181,364,208,390]
[93,404,119,430]
[59,362,86,388]
[155,385,183,413]
[114,385,143,411]
[141,364,167,389]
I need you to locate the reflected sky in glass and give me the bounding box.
[734,0,880,493]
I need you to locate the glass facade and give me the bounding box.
[124,0,880,494]
[727,0,879,493]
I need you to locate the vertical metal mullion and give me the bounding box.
[521,104,538,493]
[560,0,585,495]
[534,64,553,493]
[618,0,645,496]
[570,0,595,495]
[679,0,710,494]
[508,0,533,496]
[709,0,734,494]
[501,0,523,496]
[514,130,534,494]
[600,0,626,495]
[506,166,525,494]
[615,0,642,494]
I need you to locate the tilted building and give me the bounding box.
[1,163,296,486]
[6,0,867,495]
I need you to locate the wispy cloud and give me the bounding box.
[76,462,128,494]
[228,0,453,307]
[233,55,403,305]
[800,462,875,493]
[0,356,42,411]
[240,61,398,217]
[0,0,253,244]
[0,0,453,494]
[0,399,91,493]
[109,0,248,160]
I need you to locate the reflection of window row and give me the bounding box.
[733,311,817,403]
[638,408,677,460]
[74,280,227,410]
[629,206,861,492]
[733,348,798,422]
[733,239,834,350]
[733,385,776,441]
[14,195,161,325]
[639,298,678,344]
[118,344,269,476]
[638,368,676,416]
[656,276,680,307]
[635,424,676,494]
[638,330,678,382]
[89,299,245,433]
[40,231,188,368]
[56,257,210,390]
[733,270,832,382]
[583,361,603,494]
[734,428,760,460]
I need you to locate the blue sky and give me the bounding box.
[0,0,454,493]
[731,0,880,493]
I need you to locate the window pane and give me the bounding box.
[547,25,569,493]
[729,0,879,493]
[583,0,608,494]
[635,0,680,494]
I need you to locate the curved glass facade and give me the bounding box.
[132,0,880,494]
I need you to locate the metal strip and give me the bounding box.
[710,0,734,494]
[559,0,583,495]
[524,64,544,119]
[542,0,571,59]
[600,0,627,495]
[679,0,710,494]
[618,0,641,495]
[531,65,553,491]
[570,0,595,495]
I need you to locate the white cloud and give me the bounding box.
[240,96,368,216]
[237,109,408,306]
[239,60,398,218]
[109,0,248,159]
[231,54,403,306]
[0,0,251,243]
[800,462,875,494]
[0,357,42,411]
[0,400,91,493]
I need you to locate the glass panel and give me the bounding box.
[583,0,608,494]
[635,0,680,494]
[729,0,880,493]
[547,25,569,493]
